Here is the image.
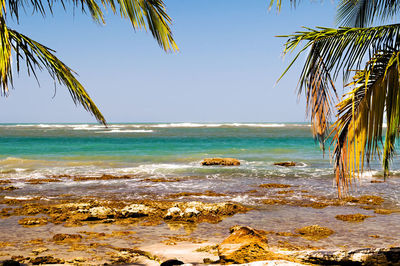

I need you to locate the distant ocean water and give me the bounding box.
[1,122,400,249]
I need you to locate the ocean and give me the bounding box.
[0,122,399,250]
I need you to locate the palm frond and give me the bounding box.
[268,0,299,11]
[299,42,337,148]
[6,0,177,52]
[279,24,400,82]
[332,50,400,195]
[278,24,400,146]
[9,28,106,125]
[7,0,105,23]
[0,12,12,96]
[337,0,400,27]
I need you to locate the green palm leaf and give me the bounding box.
[6,0,177,52]
[337,0,400,27]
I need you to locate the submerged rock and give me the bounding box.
[295,225,334,241]
[52,233,82,242]
[335,213,372,222]
[259,183,292,189]
[201,158,240,166]
[344,195,384,205]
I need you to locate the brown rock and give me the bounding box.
[87,206,115,220]
[201,158,240,166]
[18,217,48,226]
[1,260,20,266]
[218,226,271,263]
[274,161,296,167]
[0,186,18,191]
[259,183,292,189]
[298,247,400,265]
[344,195,384,205]
[52,233,82,242]
[374,209,396,215]
[295,225,334,241]
[29,256,64,265]
[335,213,372,222]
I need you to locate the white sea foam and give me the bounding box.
[230,194,249,203]
[133,163,193,175]
[1,122,311,129]
[150,123,221,128]
[4,196,36,200]
[95,129,154,133]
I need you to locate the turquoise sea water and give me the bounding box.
[0,122,399,201]
[1,123,400,250]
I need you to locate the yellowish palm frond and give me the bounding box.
[0,12,12,96]
[332,50,400,196]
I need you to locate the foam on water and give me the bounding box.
[95,129,154,133]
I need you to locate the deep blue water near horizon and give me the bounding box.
[1,122,400,250]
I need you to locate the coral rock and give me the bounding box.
[164,207,184,219]
[88,206,115,220]
[184,207,200,217]
[120,204,154,218]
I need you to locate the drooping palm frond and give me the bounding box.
[332,50,400,195]
[297,42,337,148]
[6,0,177,52]
[337,0,400,27]
[278,24,400,145]
[8,28,106,124]
[0,0,177,125]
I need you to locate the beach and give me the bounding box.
[0,123,399,265]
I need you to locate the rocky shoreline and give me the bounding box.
[0,172,400,265]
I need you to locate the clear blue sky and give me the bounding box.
[1,0,338,123]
